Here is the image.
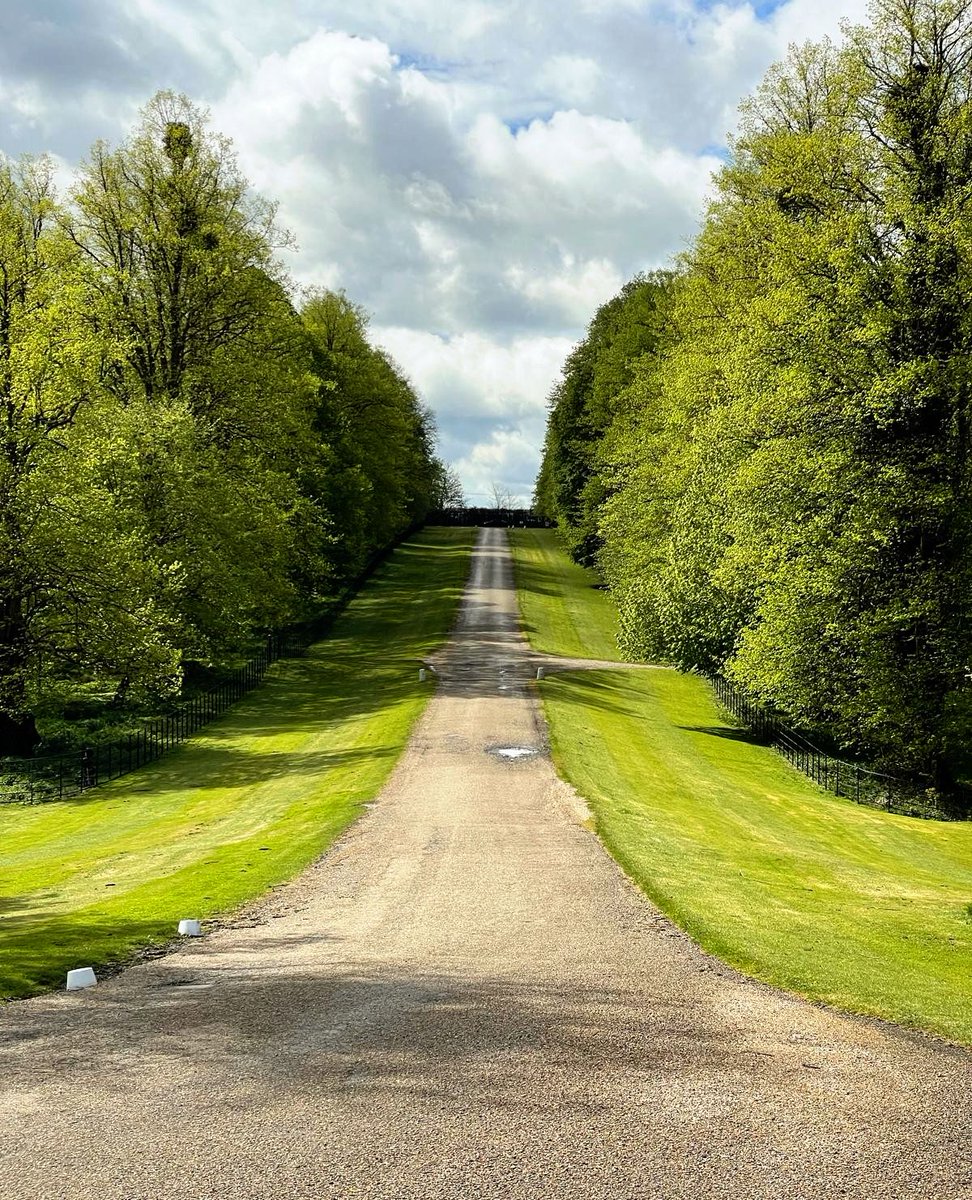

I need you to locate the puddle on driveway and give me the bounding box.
[486,745,540,761]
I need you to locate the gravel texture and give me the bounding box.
[1,528,969,1199]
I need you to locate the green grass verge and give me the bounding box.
[510,527,621,660]
[511,530,972,1044]
[0,528,474,999]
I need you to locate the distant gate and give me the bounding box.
[426,507,553,528]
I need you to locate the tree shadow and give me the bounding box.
[536,671,649,721]
[1,961,734,1110]
[677,725,769,746]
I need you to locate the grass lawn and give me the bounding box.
[510,527,621,661]
[511,529,972,1044]
[0,527,474,1000]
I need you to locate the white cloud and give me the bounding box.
[375,327,574,422]
[539,55,602,106]
[0,0,869,499]
[505,256,624,326]
[457,428,545,507]
[374,326,574,499]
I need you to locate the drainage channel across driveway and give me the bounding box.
[0,528,969,1199]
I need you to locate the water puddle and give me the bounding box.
[487,745,539,760]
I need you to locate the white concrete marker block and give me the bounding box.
[66,967,97,990]
[178,919,202,937]
[419,668,427,682]
[536,667,545,680]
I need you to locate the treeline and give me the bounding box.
[536,0,972,803]
[0,93,448,755]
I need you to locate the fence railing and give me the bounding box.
[0,626,314,806]
[709,675,939,817]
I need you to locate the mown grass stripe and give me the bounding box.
[511,529,972,1044]
[511,527,621,661]
[0,527,475,999]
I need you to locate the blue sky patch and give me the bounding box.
[701,142,731,161]
[394,49,458,78]
[685,0,788,20]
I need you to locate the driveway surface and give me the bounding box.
[1,528,969,1199]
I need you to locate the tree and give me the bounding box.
[437,466,465,507]
[0,158,178,753]
[541,0,972,797]
[490,482,517,510]
[301,288,441,575]
[66,92,311,660]
[0,94,451,754]
[0,158,101,752]
[535,272,677,564]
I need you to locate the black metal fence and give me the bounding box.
[710,674,941,817]
[0,627,314,806]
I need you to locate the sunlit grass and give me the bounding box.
[0,528,475,999]
[514,531,972,1044]
[509,528,621,661]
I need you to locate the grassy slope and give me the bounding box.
[510,529,972,1044]
[0,528,474,999]
[511,528,621,660]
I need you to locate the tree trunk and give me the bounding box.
[0,587,39,756]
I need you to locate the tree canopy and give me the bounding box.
[536,0,972,802]
[0,93,450,755]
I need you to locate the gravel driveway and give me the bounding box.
[1,528,969,1199]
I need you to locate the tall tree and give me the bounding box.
[0,159,173,753]
[301,288,441,576]
[66,92,311,659]
[0,158,98,752]
[544,0,972,796]
[535,272,677,564]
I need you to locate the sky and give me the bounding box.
[0,0,867,504]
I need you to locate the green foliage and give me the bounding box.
[540,0,972,797]
[534,272,677,564]
[0,93,451,752]
[301,288,444,580]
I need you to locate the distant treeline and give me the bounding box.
[427,508,552,528]
[536,0,972,804]
[0,92,451,755]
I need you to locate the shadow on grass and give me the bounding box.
[677,725,768,746]
[0,531,476,998]
[541,671,649,722]
[507,558,567,599]
[24,532,476,806]
[38,663,423,808]
[509,531,604,602]
[0,912,175,1001]
[122,741,403,791]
